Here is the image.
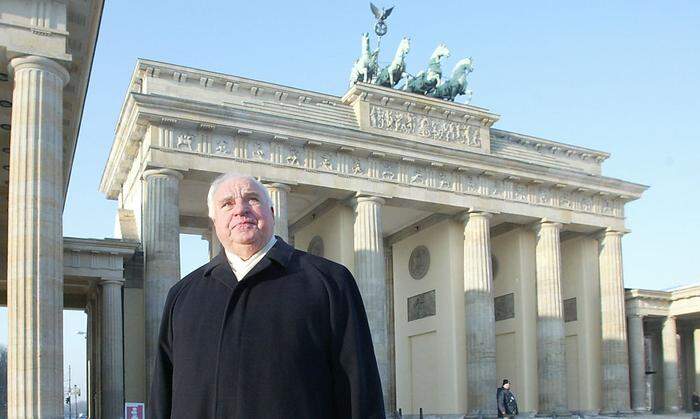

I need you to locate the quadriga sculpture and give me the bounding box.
[349,32,379,84]
[404,43,450,95]
[375,37,410,88]
[430,57,474,102]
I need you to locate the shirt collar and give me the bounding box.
[225,235,277,269]
[204,235,294,277]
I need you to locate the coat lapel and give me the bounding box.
[203,236,295,288]
[244,236,294,280]
[204,251,238,290]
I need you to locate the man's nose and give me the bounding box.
[231,199,250,215]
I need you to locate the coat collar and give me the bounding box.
[203,236,294,288]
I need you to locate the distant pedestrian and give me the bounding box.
[497,379,519,418]
[692,392,700,419]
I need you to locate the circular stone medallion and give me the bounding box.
[307,235,324,257]
[408,245,430,280]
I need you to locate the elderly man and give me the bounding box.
[149,173,385,418]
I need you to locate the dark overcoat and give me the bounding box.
[148,237,385,419]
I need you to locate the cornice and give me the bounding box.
[669,284,700,301]
[63,236,140,256]
[625,288,672,302]
[135,58,341,103]
[491,129,609,161]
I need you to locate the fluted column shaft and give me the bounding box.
[462,211,497,416]
[265,182,290,242]
[534,220,568,415]
[100,279,125,419]
[627,314,647,412]
[694,329,700,402]
[143,169,183,390]
[7,55,69,419]
[202,228,222,259]
[352,195,390,410]
[598,229,632,413]
[661,316,681,412]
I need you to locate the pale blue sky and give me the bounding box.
[2,0,699,401]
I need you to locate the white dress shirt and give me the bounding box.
[224,236,277,280]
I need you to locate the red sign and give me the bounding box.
[124,402,145,419]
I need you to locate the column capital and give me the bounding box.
[9,55,70,86]
[143,168,184,181]
[627,313,645,319]
[264,182,291,192]
[597,227,628,240]
[100,278,125,287]
[458,210,493,224]
[352,193,386,207]
[532,218,563,233]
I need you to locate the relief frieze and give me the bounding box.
[156,126,624,219]
[369,105,481,148]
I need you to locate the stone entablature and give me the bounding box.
[63,237,139,280]
[116,61,612,178]
[100,59,646,227]
[142,123,627,219]
[625,289,671,317]
[626,285,700,317]
[0,0,105,197]
[668,285,700,317]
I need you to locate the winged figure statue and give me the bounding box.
[370,2,394,36]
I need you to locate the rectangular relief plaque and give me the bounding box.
[407,290,436,322]
[564,297,577,322]
[494,293,515,321]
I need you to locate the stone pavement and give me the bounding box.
[395,414,694,419]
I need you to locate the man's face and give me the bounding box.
[212,177,274,254]
[503,383,510,390]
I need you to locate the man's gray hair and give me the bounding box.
[207,173,272,219]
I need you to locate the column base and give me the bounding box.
[391,414,465,419]
[535,410,572,418]
[598,409,634,417]
[465,410,498,418]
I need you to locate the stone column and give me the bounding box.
[143,169,183,389]
[202,228,222,259]
[661,316,681,412]
[598,229,632,413]
[694,329,700,404]
[534,220,568,415]
[265,182,290,242]
[7,55,69,418]
[681,331,693,411]
[352,195,390,410]
[627,314,647,412]
[384,245,397,414]
[461,211,497,416]
[100,279,125,419]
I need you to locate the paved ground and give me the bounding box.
[395,414,694,419]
